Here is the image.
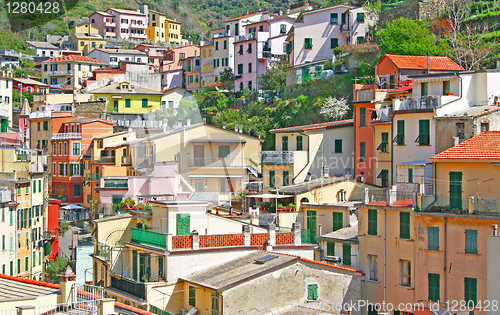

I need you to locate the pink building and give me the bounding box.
[160,44,200,72]
[135,44,169,72]
[97,161,190,211]
[90,8,147,40]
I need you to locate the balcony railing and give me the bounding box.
[104,21,116,27]
[340,24,350,33]
[52,132,82,140]
[261,151,294,165]
[246,182,263,193]
[189,156,240,167]
[47,70,72,76]
[122,155,132,166]
[97,156,116,164]
[421,195,500,216]
[393,96,441,111]
[362,187,416,207]
[43,230,57,240]
[96,243,109,260]
[85,173,100,181]
[130,23,146,29]
[103,178,128,188]
[373,108,391,122]
[131,228,166,249]
[130,33,147,38]
[110,276,145,299]
[16,153,30,161]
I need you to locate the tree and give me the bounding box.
[320,97,349,121]
[46,256,69,283]
[198,89,228,114]
[59,220,70,237]
[218,68,235,91]
[258,62,286,91]
[446,0,496,70]
[377,18,444,56]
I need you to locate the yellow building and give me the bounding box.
[90,82,163,114]
[82,130,136,209]
[165,18,182,45]
[147,10,167,43]
[71,22,107,54]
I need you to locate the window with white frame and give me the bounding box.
[400,260,411,287]
[369,255,378,281]
[72,142,81,156]
[396,165,425,184]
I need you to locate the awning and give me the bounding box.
[377,169,388,179]
[246,194,294,199]
[413,76,456,83]
[188,174,244,178]
[398,160,430,165]
[111,95,122,99]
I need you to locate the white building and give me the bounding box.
[26,41,60,58]
[87,48,148,68]
[0,72,13,129]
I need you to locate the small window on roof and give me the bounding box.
[255,254,278,264]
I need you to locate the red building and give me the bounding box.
[45,199,61,261]
[51,118,114,204]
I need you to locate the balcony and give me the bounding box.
[0,108,9,118]
[340,24,350,33]
[103,178,128,188]
[110,276,145,299]
[130,33,147,39]
[122,155,132,166]
[97,156,116,164]
[130,23,146,29]
[16,152,30,162]
[421,195,500,216]
[104,21,116,27]
[189,156,241,168]
[43,230,57,240]
[29,111,52,119]
[393,96,441,111]
[246,182,263,193]
[362,187,416,207]
[372,108,391,122]
[96,243,109,260]
[47,70,73,76]
[52,132,82,140]
[105,31,116,37]
[85,173,100,181]
[130,228,166,249]
[261,151,294,165]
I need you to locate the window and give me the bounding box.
[2,235,4,250]
[400,212,410,239]
[464,277,477,307]
[421,82,429,96]
[37,122,40,131]
[333,212,343,231]
[202,50,206,58]
[330,13,338,24]
[394,120,405,145]
[330,38,339,49]
[274,169,286,188]
[359,107,366,126]
[269,170,275,188]
[188,286,196,307]
[43,121,48,130]
[142,98,148,108]
[282,136,288,151]
[455,122,465,141]
[357,37,365,44]
[368,209,377,236]
[343,244,351,265]
[443,80,451,94]
[169,101,174,108]
[176,213,190,236]
[72,142,80,156]
[357,13,365,22]
[304,38,313,49]
[377,132,389,152]
[280,24,287,34]
[74,184,81,197]
[416,119,430,146]
[26,183,29,194]
[208,49,212,57]
[428,273,440,302]
[208,64,213,72]
[334,139,342,153]
[247,43,252,53]
[248,63,252,73]
[398,260,411,287]
[64,142,67,155]
[237,64,243,75]
[369,255,378,281]
[327,242,335,256]
[223,40,227,49]
[481,122,489,132]
[211,292,219,314]
[428,227,439,251]
[465,229,477,254]
[307,284,318,300]
[360,142,365,162]
[297,135,303,150]
[125,99,131,108]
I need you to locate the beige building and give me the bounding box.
[71,22,107,54]
[147,10,168,43]
[41,55,106,89]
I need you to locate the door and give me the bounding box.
[193,145,204,167]
[113,100,118,112]
[112,195,122,212]
[301,67,310,83]
[307,210,317,244]
[282,136,288,151]
[449,171,462,209]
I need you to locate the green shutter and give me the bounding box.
[330,38,338,49]
[283,171,289,186]
[341,13,346,24]
[327,242,335,256]
[125,99,131,108]
[158,256,164,278]
[132,250,138,281]
[17,259,20,274]
[359,107,366,126]
[343,244,351,265]
[450,171,463,210]
[428,273,440,302]
[465,229,477,254]
[307,284,318,300]
[189,286,196,307]
[142,98,148,108]
[332,212,343,231]
[357,13,365,22]
[360,142,366,162]
[416,120,430,145]
[282,136,288,151]
[400,212,410,239]
[408,168,413,184]
[390,75,395,88]
[307,210,317,244]
[334,139,342,153]
[330,13,338,24]
[297,136,303,150]
[269,171,275,188]
[305,38,313,49]
[33,252,36,267]
[394,120,405,145]
[176,213,191,236]
[464,277,477,307]
[69,164,73,176]
[368,209,377,236]
[428,227,439,251]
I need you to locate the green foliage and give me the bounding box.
[13,90,35,107]
[175,96,203,124]
[46,256,69,283]
[198,89,228,114]
[377,18,445,56]
[218,68,235,91]
[0,30,33,54]
[59,220,70,237]
[323,60,334,70]
[258,62,286,91]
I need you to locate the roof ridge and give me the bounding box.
[299,258,364,274]
[0,273,60,289]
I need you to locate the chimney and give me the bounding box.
[186,118,191,126]
[222,122,226,129]
[234,123,238,132]
[494,224,498,236]
[243,225,251,246]
[268,223,276,246]
[58,266,77,304]
[239,125,243,133]
[292,222,301,246]
[191,230,199,250]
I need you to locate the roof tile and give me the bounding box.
[42,55,106,64]
[384,54,464,71]
[430,131,500,160]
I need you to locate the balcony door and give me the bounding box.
[449,171,462,209]
[194,145,204,166]
[282,136,288,151]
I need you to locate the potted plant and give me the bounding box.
[445,89,453,96]
[277,203,285,211]
[410,96,416,100]
[427,95,435,99]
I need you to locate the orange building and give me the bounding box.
[51,118,114,204]
[160,44,200,72]
[15,180,32,278]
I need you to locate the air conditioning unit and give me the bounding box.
[180,310,188,315]
[324,256,342,264]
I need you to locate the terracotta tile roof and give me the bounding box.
[299,258,364,274]
[0,273,60,289]
[42,55,106,64]
[270,119,353,133]
[384,54,465,71]
[387,85,412,93]
[225,10,268,22]
[430,130,500,160]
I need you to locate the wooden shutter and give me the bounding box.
[332,212,343,231]
[343,244,351,265]
[399,212,410,239]
[368,209,377,235]
[464,277,477,306]
[428,227,439,251]
[359,107,366,126]
[327,242,335,256]
[428,273,440,302]
[449,171,463,210]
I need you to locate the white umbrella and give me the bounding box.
[62,204,84,210]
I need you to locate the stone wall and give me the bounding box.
[379,0,447,28]
[73,100,107,119]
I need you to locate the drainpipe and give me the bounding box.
[444,216,447,302]
[424,162,438,211]
[383,208,387,304]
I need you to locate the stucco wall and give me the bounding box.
[223,261,361,314]
[487,235,500,315]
